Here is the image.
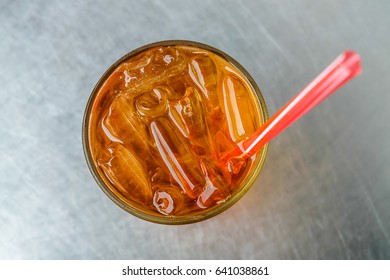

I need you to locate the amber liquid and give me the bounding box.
[88,45,264,217]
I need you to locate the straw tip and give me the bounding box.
[344,49,360,57]
[343,50,362,75]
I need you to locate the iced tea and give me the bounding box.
[84,41,268,223]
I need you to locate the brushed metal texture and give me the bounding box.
[0,0,389,259]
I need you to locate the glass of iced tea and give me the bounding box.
[83,40,268,224]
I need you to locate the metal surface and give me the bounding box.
[1,0,389,259]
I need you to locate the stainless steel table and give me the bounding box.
[1,0,389,259]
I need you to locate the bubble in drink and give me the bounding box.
[86,43,266,219]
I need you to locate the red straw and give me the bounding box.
[222,50,362,168]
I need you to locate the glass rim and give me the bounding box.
[82,40,269,225]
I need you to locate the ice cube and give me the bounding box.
[117,46,187,95]
[150,119,204,199]
[101,71,126,96]
[166,75,189,99]
[213,129,237,157]
[168,87,215,155]
[152,185,184,215]
[196,159,231,209]
[102,95,152,159]
[219,72,257,142]
[168,87,202,136]
[188,54,225,134]
[123,50,153,70]
[188,54,219,106]
[169,87,215,155]
[226,157,247,175]
[97,144,152,204]
[149,166,169,184]
[134,87,168,119]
